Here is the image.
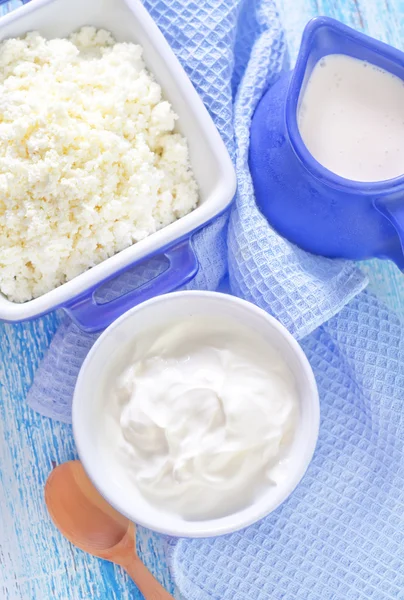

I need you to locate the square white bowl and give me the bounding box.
[0,0,236,324]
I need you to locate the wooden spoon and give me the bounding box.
[45,460,174,600]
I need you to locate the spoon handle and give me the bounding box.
[124,559,175,600]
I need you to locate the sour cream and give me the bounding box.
[298,54,404,182]
[99,316,298,520]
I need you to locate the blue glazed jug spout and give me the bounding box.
[249,16,404,269]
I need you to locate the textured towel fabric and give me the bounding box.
[26,0,366,422]
[7,0,403,597]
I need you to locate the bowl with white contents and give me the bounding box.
[73,291,320,537]
[0,0,235,330]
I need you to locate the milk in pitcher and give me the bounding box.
[298,54,404,182]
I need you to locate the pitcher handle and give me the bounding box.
[374,198,404,270]
[64,239,199,333]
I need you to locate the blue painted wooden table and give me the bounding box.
[1,0,404,598]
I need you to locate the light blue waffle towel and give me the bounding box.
[20,0,404,598]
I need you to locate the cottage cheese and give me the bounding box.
[0,27,198,302]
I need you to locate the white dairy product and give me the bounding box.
[298,53,404,182]
[99,316,298,521]
[0,27,198,303]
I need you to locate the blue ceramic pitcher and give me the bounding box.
[250,17,404,269]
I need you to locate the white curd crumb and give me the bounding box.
[0,27,199,302]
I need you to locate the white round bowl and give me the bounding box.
[73,291,320,538]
